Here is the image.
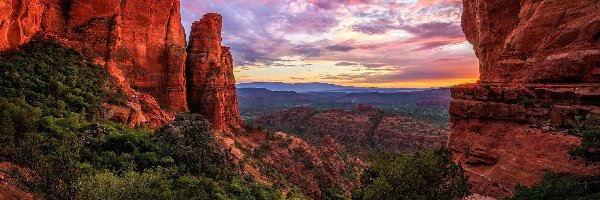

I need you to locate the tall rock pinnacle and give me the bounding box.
[186,13,242,133]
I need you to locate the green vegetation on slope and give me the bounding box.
[353,148,471,200]
[511,173,600,200]
[0,40,286,199]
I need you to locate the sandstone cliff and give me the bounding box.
[186,13,242,133]
[450,0,600,198]
[1,0,188,127]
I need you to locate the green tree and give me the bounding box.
[511,173,600,200]
[354,148,470,200]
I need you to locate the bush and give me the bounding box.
[153,114,234,177]
[79,168,230,200]
[570,115,600,163]
[511,173,600,200]
[354,148,470,200]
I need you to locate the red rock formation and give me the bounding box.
[0,0,189,127]
[186,13,242,133]
[233,129,364,199]
[462,0,600,83]
[450,0,600,198]
[0,162,33,200]
[255,106,447,158]
[0,0,44,50]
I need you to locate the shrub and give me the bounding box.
[570,115,600,163]
[354,148,470,200]
[511,173,600,200]
[153,114,234,177]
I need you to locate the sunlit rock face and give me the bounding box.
[0,0,189,127]
[451,0,600,198]
[462,0,600,83]
[186,13,242,133]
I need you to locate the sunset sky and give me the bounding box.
[180,0,479,88]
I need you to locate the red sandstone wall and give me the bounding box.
[186,13,242,133]
[0,0,189,127]
[451,0,600,198]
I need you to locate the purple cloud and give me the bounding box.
[404,22,464,39]
[180,0,478,85]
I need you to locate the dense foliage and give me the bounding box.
[353,148,471,200]
[511,173,600,200]
[0,40,283,199]
[569,115,600,163]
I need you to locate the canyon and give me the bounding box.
[0,1,360,198]
[254,105,447,158]
[450,0,600,198]
[0,0,240,131]
[3,0,600,198]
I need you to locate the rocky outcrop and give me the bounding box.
[462,0,600,83]
[186,13,242,133]
[0,0,44,50]
[234,129,364,199]
[451,0,600,198]
[0,162,33,200]
[0,0,189,127]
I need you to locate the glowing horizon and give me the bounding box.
[181,0,479,88]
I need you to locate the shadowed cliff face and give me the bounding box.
[451,0,600,198]
[186,13,242,133]
[0,0,188,127]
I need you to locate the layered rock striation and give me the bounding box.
[186,13,242,133]
[450,0,600,198]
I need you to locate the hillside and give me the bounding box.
[253,105,447,159]
[238,87,452,128]
[0,39,361,200]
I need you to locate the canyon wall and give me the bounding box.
[1,1,243,130]
[0,0,188,127]
[187,13,242,133]
[450,0,600,198]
